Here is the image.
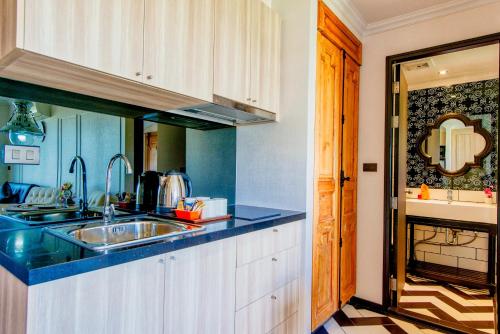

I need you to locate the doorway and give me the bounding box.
[384,35,500,334]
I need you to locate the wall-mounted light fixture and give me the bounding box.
[0,100,45,145]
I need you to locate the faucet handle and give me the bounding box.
[109,204,115,221]
[103,203,116,223]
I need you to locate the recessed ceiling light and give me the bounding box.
[439,70,448,75]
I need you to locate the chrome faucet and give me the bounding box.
[447,189,453,203]
[69,156,88,214]
[103,154,133,223]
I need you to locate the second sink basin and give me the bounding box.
[12,210,102,223]
[47,216,205,251]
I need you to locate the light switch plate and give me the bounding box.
[363,163,377,172]
[3,145,40,165]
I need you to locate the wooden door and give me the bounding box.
[250,1,281,113]
[214,0,252,105]
[24,0,145,82]
[163,238,236,334]
[340,54,360,304]
[143,0,214,101]
[144,132,158,171]
[311,33,343,330]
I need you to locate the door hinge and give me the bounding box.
[390,278,397,291]
[391,197,398,210]
[392,116,399,128]
[342,114,345,125]
[392,81,400,94]
[340,237,343,248]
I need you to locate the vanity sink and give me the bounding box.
[406,198,497,224]
[47,217,205,251]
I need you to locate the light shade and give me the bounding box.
[0,100,44,137]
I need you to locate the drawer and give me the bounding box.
[236,246,299,310]
[267,313,299,334]
[235,279,299,334]
[237,221,300,266]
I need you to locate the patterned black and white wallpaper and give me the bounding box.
[406,79,498,191]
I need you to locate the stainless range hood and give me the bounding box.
[143,95,276,130]
[183,95,277,125]
[0,77,276,131]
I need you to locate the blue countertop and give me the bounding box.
[0,205,305,286]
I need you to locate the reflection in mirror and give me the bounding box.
[0,98,134,211]
[417,114,493,177]
[0,97,237,215]
[420,119,487,173]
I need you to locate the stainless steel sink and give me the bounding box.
[47,217,205,251]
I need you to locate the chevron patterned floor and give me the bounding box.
[315,304,443,334]
[399,274,495,334]
[314,274,496,334]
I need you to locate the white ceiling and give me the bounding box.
[402,44,499,90]
[350,0,463,23]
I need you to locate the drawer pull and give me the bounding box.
[170,256,176,261]
[273,228,278,233]
[271,295,277,300]
[272,257,278,262]
[158,258,165,264]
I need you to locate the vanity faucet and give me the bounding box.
[103,154,133,224]
[447,189,453,203]
[69,156,88,214]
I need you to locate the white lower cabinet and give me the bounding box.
[163,238,236,334]
[268,313,299,334]
[26,254,166,334]
[235,221,301,334]
[9,221,301,334]
[235,280,299,334]
[236,246,299,309]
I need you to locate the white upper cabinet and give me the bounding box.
[143,0,215,102]
[214,0,281,113]
[214,0,252,106]
[17,0,280,111]
[250,0,281,113]
[24,0,145,82]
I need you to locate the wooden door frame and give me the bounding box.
[383,33,500,328]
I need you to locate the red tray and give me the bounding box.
[173,210,232,224]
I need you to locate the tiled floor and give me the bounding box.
[314,274,496,334]
[315,304,443,334]
[400,274,495,334]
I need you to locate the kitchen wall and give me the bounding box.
[356,2,500,304]
[187,128,236,204]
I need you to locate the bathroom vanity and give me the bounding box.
[407,214,496,293]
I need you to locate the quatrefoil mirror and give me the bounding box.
[417,113,493,177]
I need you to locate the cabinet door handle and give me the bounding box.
[170,256,176,261]
[252,99,257,103]
[135,72,141,76]
[147,75,153,80]
[246,98,252,102]
[158,258,165,264]
[272,257,278,262]
[273,228,278,233]
[271,295,277,300]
